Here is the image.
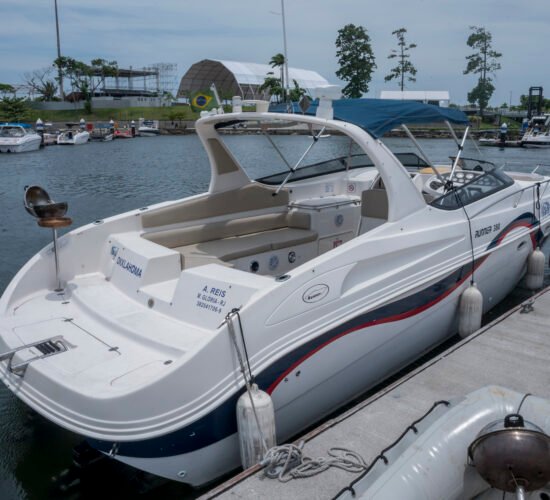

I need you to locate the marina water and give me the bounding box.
[1,135,549,498]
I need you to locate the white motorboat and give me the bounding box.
[0,123,41,153]
[138,118,160,137]
[57,123,90,145]
[1,93,550,487]
[521,114,550,147]
[336,386,550,499]
[90,124,114,142]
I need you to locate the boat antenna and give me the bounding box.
[401,124,445,183]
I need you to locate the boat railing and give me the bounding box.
[0,336,68,376]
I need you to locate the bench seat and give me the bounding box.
[175,227,317,264]
[142,211,317,269]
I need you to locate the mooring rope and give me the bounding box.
[261,443,368,482]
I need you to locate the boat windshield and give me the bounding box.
[257,152,430,185]
[216,119,430,184]
[0,127,25,137]
[431,169,514,210]
[448,156,497,172]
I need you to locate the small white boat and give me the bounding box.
[1,92,550,487]
[138,118,160,137]
[57,123,90,145]
[90,124,114,142]
[521,114,550,147]
[0,123,41,153]
[337,386,550,500]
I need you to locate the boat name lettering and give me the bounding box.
[116,257,142,277]
[302,284,330,303]
[195,286,228,313]
[474,223,500,238]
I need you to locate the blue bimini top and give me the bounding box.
[270,98,469,138]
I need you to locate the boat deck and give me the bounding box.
[202,286,550,499]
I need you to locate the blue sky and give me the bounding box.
[1,0,549,105]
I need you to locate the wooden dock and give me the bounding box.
[202,287,550,499]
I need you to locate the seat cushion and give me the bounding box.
[176,227,318,262]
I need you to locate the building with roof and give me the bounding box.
[178,59,329,100]
[380,90,450,108]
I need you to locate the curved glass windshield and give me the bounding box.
[431,169,514,210]
[256,152,429,185]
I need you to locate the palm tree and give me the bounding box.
[269,53,286,97]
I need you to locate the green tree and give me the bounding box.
[335,24,376,98]
[54,57,118,110]
[463,26,501,117]
[0,83,15,96]
[270,53,286,96]
[259,76,284,102]
[384,28,417,91]
[0,97,29,121]
[288,79,307,101]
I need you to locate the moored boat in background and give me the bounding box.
[521,114,550,148]
[0,123,42,153]
[138,118,160,137]
[57,122,90,145]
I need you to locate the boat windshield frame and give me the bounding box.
[430,168,514,210]
[255,152,430,185]
[0,126,25,138]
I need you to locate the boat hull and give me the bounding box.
[57,131,90,145]
[0,136,41,153]
[86,233,531,486]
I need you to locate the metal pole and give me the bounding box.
[52,228,63,292]
[401,124,445,183]
[281,0,290,100]
[54,0,64,100]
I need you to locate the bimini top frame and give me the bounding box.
[195,110,427,223]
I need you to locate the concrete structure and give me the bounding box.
[178,59,329,100]
[380,90,450,107]
[30,95,170,111]
[204,286,550,499]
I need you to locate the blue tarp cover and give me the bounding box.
[270,98,469,138]
[0,122,31,128]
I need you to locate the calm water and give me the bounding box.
[0,135,549,498]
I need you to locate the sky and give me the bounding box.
[1,0,549,105]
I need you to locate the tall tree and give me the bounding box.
[269,53,286,97]
[463,26,501,117]
[335,24,376,98]
[384,28,417,91]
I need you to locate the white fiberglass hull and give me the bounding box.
[0,216,538,486]
[0,135,41,153]
[106,234,532,485]
[138,127,160,137]
[57,131,90,145]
